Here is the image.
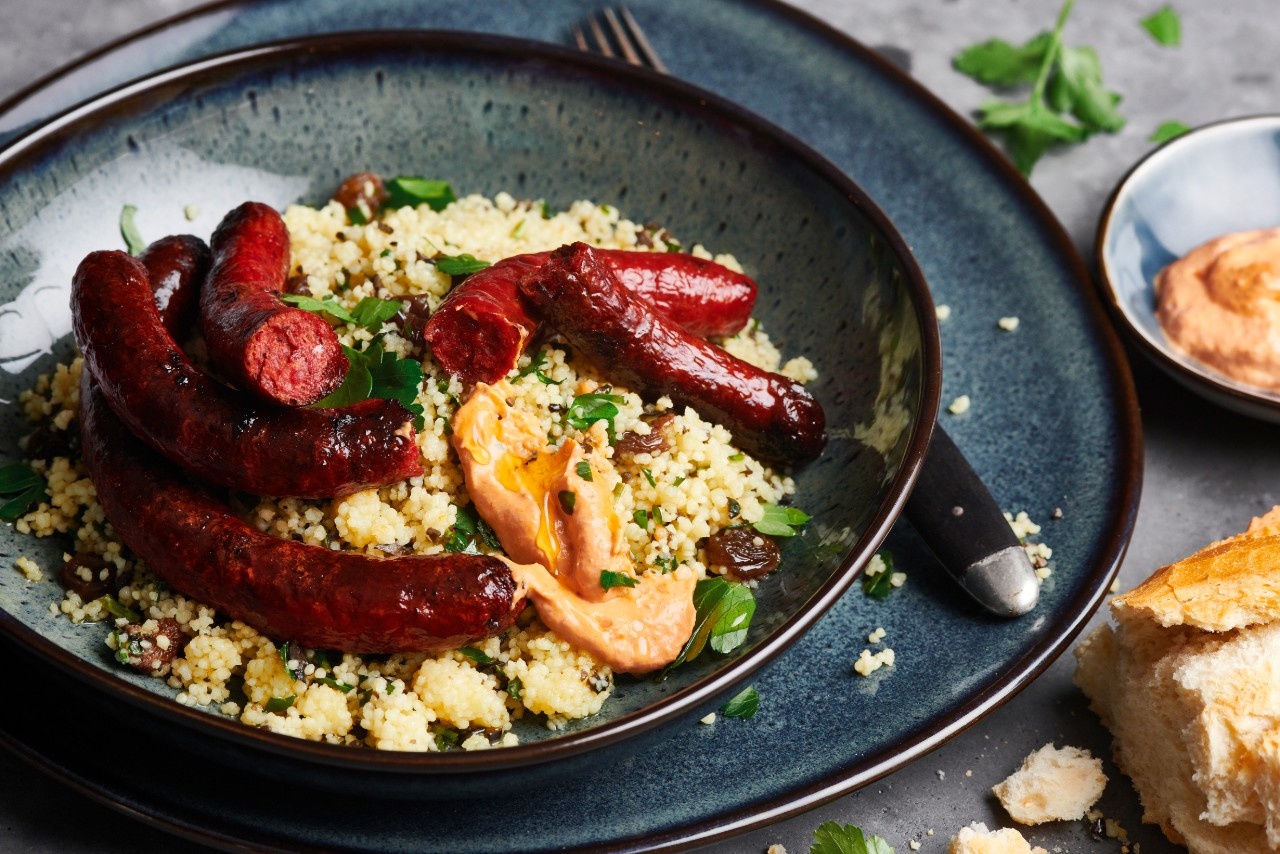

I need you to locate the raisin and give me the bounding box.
[615,413,674,458]
[116,618,187,676]
[706,527,781,580]
[58,554,117,601]
[333,172,389,220]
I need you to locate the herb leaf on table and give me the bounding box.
[1141,4,1182,46]
[809,821,895,854]
[956,0,1125,175]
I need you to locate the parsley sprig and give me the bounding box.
[956,0,1124,175]
[313,339,425,429]
[0,462,46,521]
[752,503,811,538]
[809,821,895,854]
[663,578,756,673]
[720,685,759,720]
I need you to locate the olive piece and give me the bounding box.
[706,526,781,580]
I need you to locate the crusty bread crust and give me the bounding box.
[948,822,1048,854]
[1075,507,1280,853]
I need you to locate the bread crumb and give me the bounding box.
[992,743,1106,824]
[184,204,200,221]
[766,845,787,854]
[936,304,952,321]
[948,394,971,415]
[998,316,1020,331]
[700,712,716,725]
[948,822,1048,854]
[868,626,886,644]
[909,841,921,851]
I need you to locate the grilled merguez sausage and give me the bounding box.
[140,234,211,336]
[79,374,524,652]
[72,250,422,498]
[421,249,757,385]
[200,202,348,406]
[520,243,827,464]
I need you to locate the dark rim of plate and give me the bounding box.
[0,30,942,775]
[1094,113,1280,413]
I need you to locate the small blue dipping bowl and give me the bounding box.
[1096,114,1280,421]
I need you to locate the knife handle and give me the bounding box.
[904,425,1039,616]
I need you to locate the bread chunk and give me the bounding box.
[947,822,1048,854]
[992,743,1106,824]
[1075,506,1280,852]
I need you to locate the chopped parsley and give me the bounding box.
[346,205,369,225]
[633,509,650,530]
[444,505,501,554]
[558,490,576,515]
[861,551,897,599]
[435,730,460,751]
[575,460,593,481]
[280,294,404,331]
[110,629,143,665]
[279,641,305,680]
[264,695,296,713]
[1149,120,1191,143]
[809,821,895,854]
[599,570,637,590]
[664,578,756,672]
[313,339,425,430]
[435,253,491,276]
[119,204,146,256]
[565,392,625,437]
[458,646,493,664]
[318,677,355,693]
[720,686,759,720]
[98,596,141,624]
[514,349,561,385]
[1140,5,1181,46]
[753,503,811,538]
[641,468,657,488]
[506,676,523,700]
[0,461,46,521]
[384,176,456,212]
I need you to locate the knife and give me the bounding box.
[904,425,1040,616]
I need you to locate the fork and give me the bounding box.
[571,7,668,73]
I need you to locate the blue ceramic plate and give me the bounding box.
[0,31,937,787]
[0,2,1141,851]
[1096,114,1280,422]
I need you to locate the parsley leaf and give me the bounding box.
[558,490,576,515]
[280,293,357,323]
[720,685,759,719]
[575,460,593,481]
[664,578,756,673]
[264,695,296,713]
[961,0,1124,175]
[507,676,523,700]
[810,821,895,854]
[384,177,456,212]
[349,297,404,330]
[318,676,355,693]
[953,31,1052,86]
[0,461,46,521]
[861,551,897,599]
[1150,120,1191,143]
[1141,5,1181,46]
[600,570,637,590]
[314,340,424,429]
[1046,45,1125,133]
[119,204,146,256]
[514,348,561,385]
[565,392,625,436]
[753,503,811,538]
[444,505,480,553]
[435,253,491,276]
[458,646,493,664]
[98,596,142,624]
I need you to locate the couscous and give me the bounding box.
[7,181,820,751]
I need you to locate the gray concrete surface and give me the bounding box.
[1,1,1275,851]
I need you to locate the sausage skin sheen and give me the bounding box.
[79,374,523,651]
[200,202,348,406]
[520,243,827,464]
[72,250,423,498]
[421,249,757,385]
[140,235,211,337]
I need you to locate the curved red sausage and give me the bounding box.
[200,202,348,406]
[140,234,210,337]
[420,249,756,385]
[72,250,423,498]
[79,374,523,652]
[520,243,826,464]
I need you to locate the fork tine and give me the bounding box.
[617,7,667,73]
[586,14,616,59]
[602,8,642,66]
[571,24,590,52]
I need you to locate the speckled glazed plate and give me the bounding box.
[0,2,1141,852]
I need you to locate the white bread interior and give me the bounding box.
[1075,506,1280,853]
[991,743,1106,824]
[947,822,1048,854]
